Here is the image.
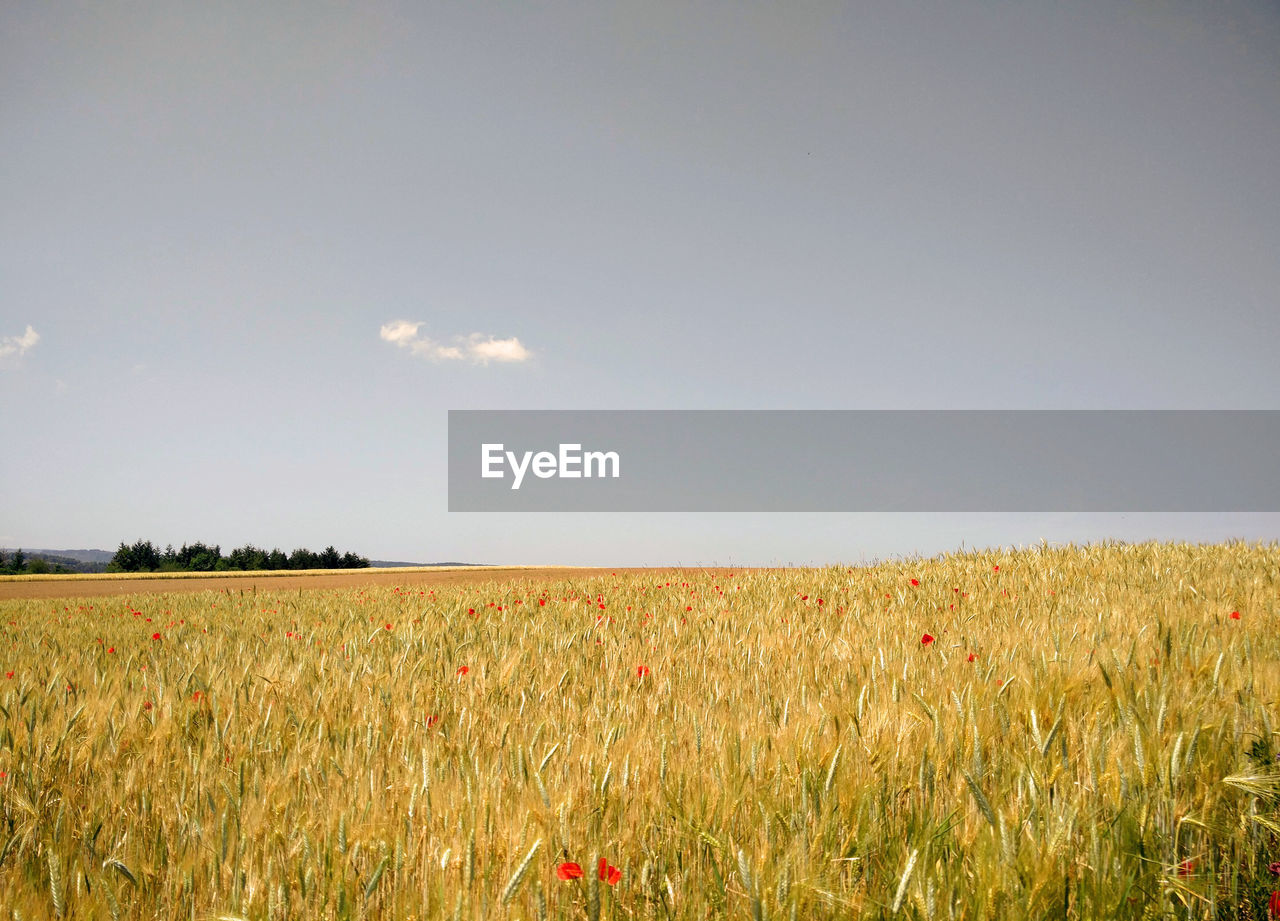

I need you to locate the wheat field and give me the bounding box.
[1,541,1278,920]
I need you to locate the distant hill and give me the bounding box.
[371,560,481,568]
[26,548,115,564]
[0,548,111,574]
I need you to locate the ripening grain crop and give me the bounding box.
[1,541,1278,919]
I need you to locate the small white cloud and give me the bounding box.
[380,320,532,365]
[0,325,39,362]
[379,320,422,346]
[381,320,460,360]
[465,334,531,364]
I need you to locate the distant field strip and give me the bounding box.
[1,541,1277,919]
[0,566,636,600]
[0,565,530,583]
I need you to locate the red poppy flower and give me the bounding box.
[456,665,469,676]
[107,647,114,654]
[992,565,999,572]
[4,671,12,679]
[921,634,935,646]
[385,623,392,630]
[1230,611,1241,620]
[598,858,621,885]
[152,632,161,640]
[637,664,650,679]
[143,701,152,710]
[967,653,976,662]
[426,715,440,729]
[557,862,584,880]
[1269,890,1280,920]
[910,578,919,587]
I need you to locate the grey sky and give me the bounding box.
[3,2,1278,563]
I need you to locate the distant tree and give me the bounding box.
[319,545,340,569]
[288,548,318,570]
[28,557,49,575]
[190,544,221,572]
[266,548,288,570]
[227,545,267,570]
[340,551,370,569]
[109,541,158,572]
[173,542,221,572]
[108,542,131,572]
[12,549,26,572]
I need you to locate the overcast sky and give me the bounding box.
[3,1,1278,564]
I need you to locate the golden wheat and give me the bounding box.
[0,541,1276,919]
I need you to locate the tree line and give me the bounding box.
[108,540,371,572]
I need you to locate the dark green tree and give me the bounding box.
[227,545,267,570]
[173,542,221,571]
[110,540,158,572]
[288,548,318,570]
